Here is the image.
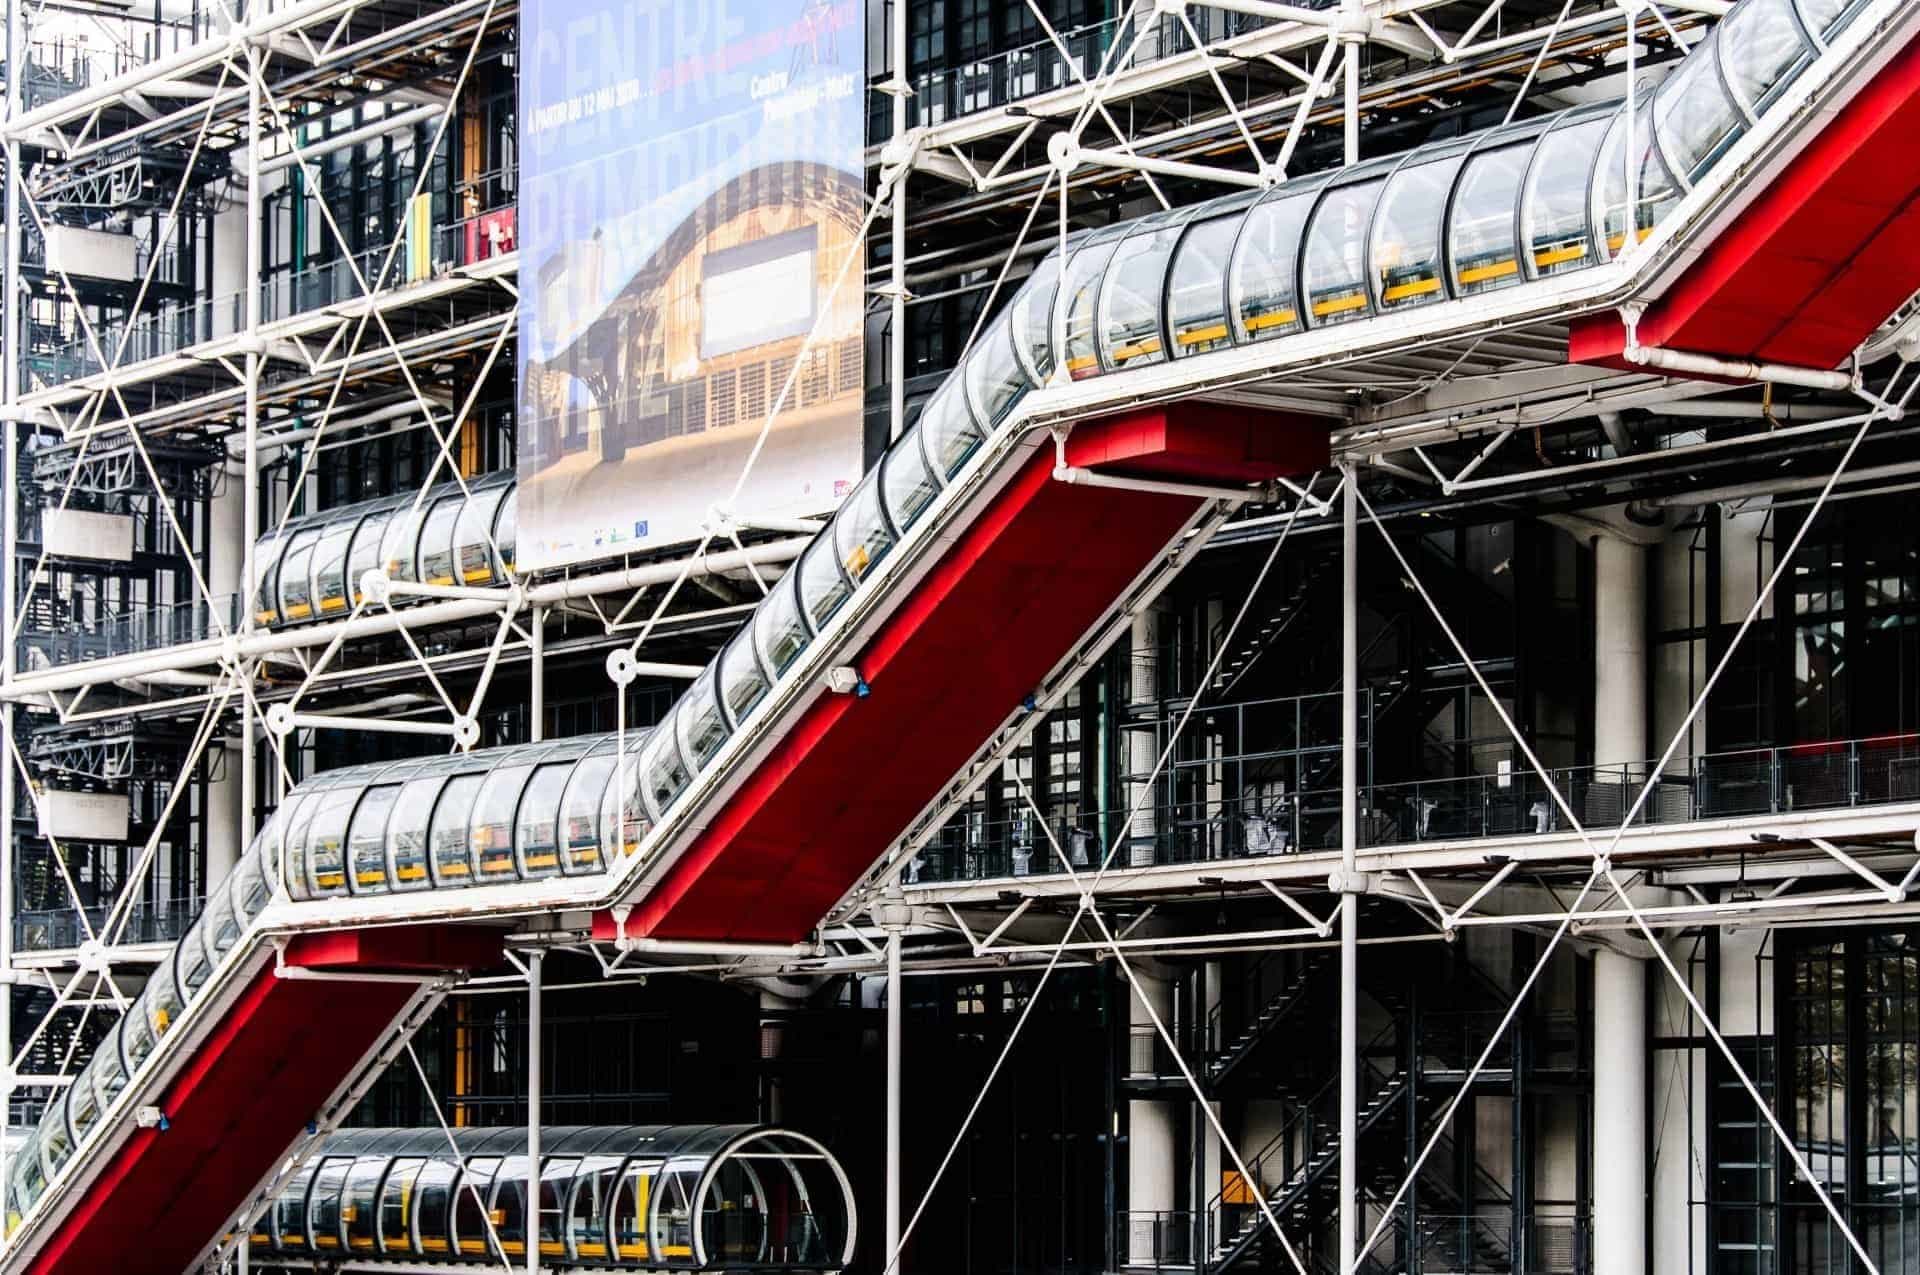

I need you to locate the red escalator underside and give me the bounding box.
[603,404,1331,943]
[30,927,501,1275]
[1572,35,1920,372]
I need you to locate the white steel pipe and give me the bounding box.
[526,949,543,1275]
[1623,343,1855,391]
[256,104,445,176]
[884,929,903,1274]
[1073,145,1269,188]
[281,712,458,737]
[1052,465,1256,502]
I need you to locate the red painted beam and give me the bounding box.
[1571,35,1920,373]
[598,405,1329,943]
[29,925,502,1275]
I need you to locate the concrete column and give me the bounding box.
[1593,534,1648,772]
[1592,951,1647,1275]
[1128,970,1178,1266]
[205,743,240,886]
[1718,506,1773,623]
[210,205,246,340]
[1128,607,1163,867]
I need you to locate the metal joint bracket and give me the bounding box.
[1327,867,1375,896]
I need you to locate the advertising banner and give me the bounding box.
[517,0,865,571]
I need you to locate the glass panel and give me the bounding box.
[1059,236,1123,380]
[472,763,534,882]
[1231,193,1313,342]
[1009,255,1061,382]
[389,775,445,890]
[380,504,428,584]
[343,1156,385,1252]
[176,917,213,996]
[492,1156,531,1256]
[881,426,940,534]
[1797,0,1865,38]
[430,774,485,885]
[1303,178,1385,326]
[494,490,519,576]
[1167,214,1238,357]
[344,510,390,608]
[559,748,618,873]
[1449,142,1531,296]
[253,530,286,624]
[538,1156,578,1255]
[1721,0,1813,113]
[273,1163,318,1251]
[651,1162,702,1266]
[1098,223,1180,371]
[379,1159,425,1255]
[834,471,895,587]
[797,534,853,632]
[303,785,357,896]
[1372,157,1462,311]
[639,724,692,818]
[346,784,400,894]
[918,381,983,480]
[753,574,811,676]
[38,1094,72,1178]
[516,762,572,879]
[454,486,510,585]
[1522,114,1610,278]
[961,314,1029,426]
[1653,35,1745,182]
[599,739,651,859]
[121,988,158,1072]
[66,1062,101,1143]
[308,1156,353,1252]
[453,1158,501,1256]
[716,627,771,728]
[414,1160,458,1256]
[1594,103,1681,260]
[567,1155,623,1261]
[277,528,320,622]
[229,848,271,921]
[203,865,242,956]
[90,1020,128,1109]
[675,669,731,770]
[612,1160,662,1261]
[418,495,466,587]
[310,521,356,617]
[148,964,183,1042]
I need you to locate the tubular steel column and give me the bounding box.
[239,42,264,862]
[1,0,24,1186]
[526,948,544,1275]
[885,928,903,1270]
[1338,464,1359,1275]
[529,605,545,743]
[888,0,908,442]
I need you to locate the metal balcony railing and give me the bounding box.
[13,897,203,953]
[910,734,1920,886]
[27,206,515,391]
[866,5,1330,136]
[1116,1210,1193,1271]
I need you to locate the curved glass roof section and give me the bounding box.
[13,0,1863,1240]
[252,473,517,626]
[246,1124,854,1269]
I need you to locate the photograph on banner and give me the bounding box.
[517,0,865,572]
